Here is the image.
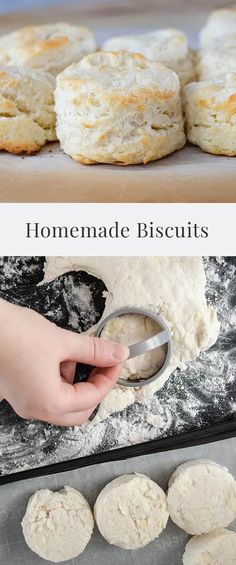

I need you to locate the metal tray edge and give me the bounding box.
[0,419,235,486]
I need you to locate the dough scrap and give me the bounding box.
[167,459,236,535]
[183,528,236,565]
[43,257,219,422]
[94,473,169,549]
[22,486,94,562]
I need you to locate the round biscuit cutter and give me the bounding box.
[94,307,172,387]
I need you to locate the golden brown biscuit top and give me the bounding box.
[57,51,180,100]
[184,73,236,114]
[0,22,95,68]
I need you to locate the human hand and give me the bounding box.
[0,299,129,426]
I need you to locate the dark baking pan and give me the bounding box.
[0,417,235,486]
[0,256,235,484]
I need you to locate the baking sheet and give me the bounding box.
[0,438,236,565]
[0,256,235,480]
[0,0,236,203]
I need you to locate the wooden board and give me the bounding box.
[1,143,236,203]
[0,0,236,203]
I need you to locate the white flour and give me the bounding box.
[0,256,235,476]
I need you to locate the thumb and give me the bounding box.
[60,329,129,367]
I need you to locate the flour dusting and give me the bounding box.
[0,256,235,476]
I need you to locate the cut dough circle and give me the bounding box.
[167,459,236,535]
[183,529,236,565]
[94,474,169,549]
[55,50,186,165]
[101,314,166,381]
[22,486,94,562]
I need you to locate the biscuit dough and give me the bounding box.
[167,459,236,535]
[101,314,166,381]
[183,529,236,565]
[0,23,96,75]
[103,29,196,87]
[22,486,94,562]
[0,67,56,154]
[43,257,219,422]
[94,473,169,549]
[184,73,236,156]
[55,51,186,165]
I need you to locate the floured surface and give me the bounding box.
[0,1,236,202]
[0,256,235,477]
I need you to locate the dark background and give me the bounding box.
[0,256,235,477]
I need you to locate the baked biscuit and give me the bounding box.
[184,73,236,156]
[198,41,236,80]
[103,29,196,87]
[0,23,96,75]
[55,51,186,165]
[198,44,236,81]
[199,8,236,48]
[0,67,56,154]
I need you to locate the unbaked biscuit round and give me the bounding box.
[0,66,56,154]
[94,473,169,549]
[199,8,236,48]
[183,529,236,565]
[167,459,236,535]
[0,23,96,75]
[184,73,236,156]
[22,486,94,563]
[103,29,196,87]
[55,50,186,165]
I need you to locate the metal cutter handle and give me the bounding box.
[129,329,170,359]
[94,307,172,388]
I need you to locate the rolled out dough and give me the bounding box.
[43,257,219,422]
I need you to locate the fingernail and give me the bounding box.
[112,343,129,361]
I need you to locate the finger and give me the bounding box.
[60,330,129,367]
[60,361,76,384]
[59,364,121,413]
[42,406,96,427]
